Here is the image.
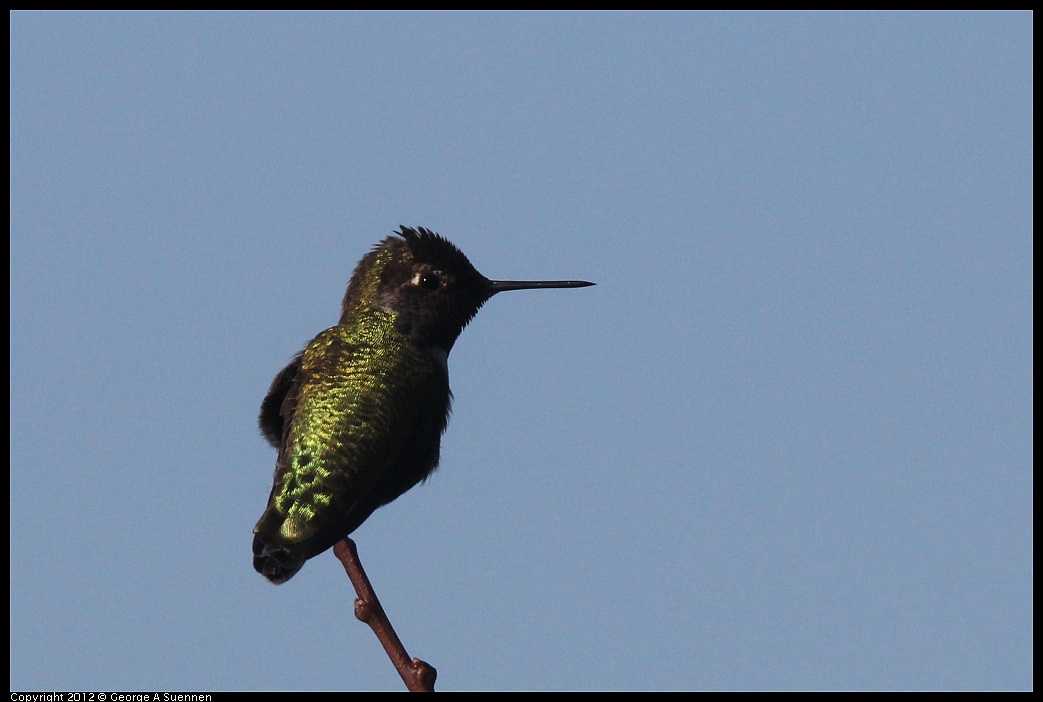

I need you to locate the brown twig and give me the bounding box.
[333,538,437,692]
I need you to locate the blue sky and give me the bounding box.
[10,11,1032,691]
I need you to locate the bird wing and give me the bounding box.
[258,352,303,448]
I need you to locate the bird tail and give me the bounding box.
[252,533,305,585]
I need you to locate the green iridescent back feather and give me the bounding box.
[253,307,450,581]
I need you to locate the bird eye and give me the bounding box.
[419,272,441,291]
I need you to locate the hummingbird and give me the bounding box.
[253,226,594,583]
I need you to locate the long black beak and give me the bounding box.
[489,279,595,294]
